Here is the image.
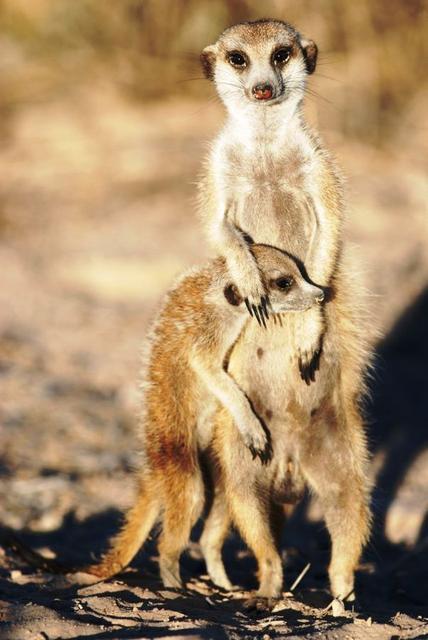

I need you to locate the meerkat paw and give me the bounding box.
[159,559,183,589]
[232,268,269,327]
[298,344,322,385]
[330,573,355,603]
[242,425,272,465]
[209,570,234,592]
[244,293,270,328]
[202,552,235,591]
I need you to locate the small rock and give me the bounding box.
[10,570,22,581]
[272,599,288,613]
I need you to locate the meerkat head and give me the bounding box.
[200,19,317,114]
[252,244,325,313]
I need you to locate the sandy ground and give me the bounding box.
[0,86,428,639]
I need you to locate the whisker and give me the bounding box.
[314,59,338,68]
[176,76,207,83]
[286,81,338,108]
[313,73,343,83]
[216,80,245,90]
[186,94,223,118]
[305,89,335,106]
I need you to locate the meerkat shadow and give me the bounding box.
[364,285,428,607]
[1,508,156,578]
[370,286,428,541]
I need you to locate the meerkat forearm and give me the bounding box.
[207,209,269,321]
[306,162,344,286]
[192,354,270,460]
[209,210,255,270]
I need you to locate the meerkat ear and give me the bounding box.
[224,283,243,307]
[200,45,217,80]
[300,38,318,74]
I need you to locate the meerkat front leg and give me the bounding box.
[208,206,269,326]
[192,355,272,463]
[298,169,343,383]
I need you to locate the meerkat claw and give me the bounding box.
[261,296,270,322]
[249,445,258,460]
[299,347,322,385]
[252,305,262,327]
[298,357,310,385]
[245,298,253,317]
[260,447,272,466]
[247,439,272,465]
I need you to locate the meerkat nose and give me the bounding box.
[252,83,273,100]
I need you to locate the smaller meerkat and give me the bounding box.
[81,244,324,588]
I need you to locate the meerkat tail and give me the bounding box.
[85,481,160,580]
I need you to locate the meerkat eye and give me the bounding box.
[272,47,291,66]
[275,276,294,290]
[227,51,247,68]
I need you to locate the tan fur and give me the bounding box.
[196,19,372,609]
[83,244,324,589]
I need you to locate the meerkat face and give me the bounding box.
[267,272,324,312]
[252,245,324,312]
[201,20,317,113]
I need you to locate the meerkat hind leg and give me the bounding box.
[200,488,233,591]
[228,489,283,611]
[301,404,370,602]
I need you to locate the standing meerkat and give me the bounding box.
[197,19,372,608]
[82,244,324,589]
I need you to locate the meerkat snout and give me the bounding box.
[252,82,274,101]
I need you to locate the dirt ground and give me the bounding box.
[0,85,428,639]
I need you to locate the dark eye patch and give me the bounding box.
[274,276,294,290]
[272,47,292,66]
[227,51,247,68]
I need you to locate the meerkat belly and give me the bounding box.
[228,316,329,421]
[231,180,316,262]
[270,450,306,505]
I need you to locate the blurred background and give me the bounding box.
[0,0,427,622]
